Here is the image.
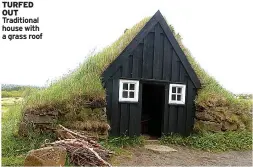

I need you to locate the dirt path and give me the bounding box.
[112,145,252,166]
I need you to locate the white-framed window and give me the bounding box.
[169,84,186,105]
[119,79,139,102]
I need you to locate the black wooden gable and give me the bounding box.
[102,10,200,88]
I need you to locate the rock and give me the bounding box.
[195,120,222,132]
[24,155,44,166]
[25,107,58,116]
[102,107,108,121]
[35,124,56,132]
[237,122,246,130]
[212,111,226,122]
[196,112,213,121]
[222,122,238,131]
[18,122,28,137]
[24,146,67,166]
[24,114,56,124]
[144,144,177,153]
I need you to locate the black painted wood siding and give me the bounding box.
[104,22,197,136]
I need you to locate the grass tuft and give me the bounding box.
[160,131,252,152]
[101,135,145,149]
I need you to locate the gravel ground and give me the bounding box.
[113,145,252,166]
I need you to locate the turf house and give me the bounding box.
[102,10,200,137]
[21,11,252,138]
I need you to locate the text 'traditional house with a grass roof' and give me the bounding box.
[102,11,201,137]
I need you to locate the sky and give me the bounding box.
[0,0,253,94]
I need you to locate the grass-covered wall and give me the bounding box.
[22,15,252,133]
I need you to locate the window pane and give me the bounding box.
[177,87,182,93]
[129,92,135,98]
[177,95,181,101]
[130,84,135,90]
[122,91,128,98]
[123,83,128,90]
[172,87,176,93]
[172,94,176,100]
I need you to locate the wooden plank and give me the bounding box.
[120,103,129,135]
[138,44,144,78]
[142,32,154,79]
[136,82,143,136]
[185,79,194,135]
[142,36,149,78]
[171,50,179,82]
[177,106,184,134]
[105,79,113,121]
[168,105,177,133]
[111,79,120,136]
[110,68,122,136]
[122,56,129,78]
[129,104,140,136]
[141,78,170,83]
[153,23,163,80]
[163,36,172,80]
[163,84,169,134]
[179,64,187,82]
[132,44,143,78]
[128,55,133,77]
[191,89,197,131]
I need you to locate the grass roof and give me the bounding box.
[23,15,252,131]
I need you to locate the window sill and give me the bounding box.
[168,103,185,106]
[119,101,139,104]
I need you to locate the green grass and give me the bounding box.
[1,97,23,112]
[101,135,145,150]
[2,97,23,105]
[2,106,8,112]
[1,84,41,98]
[1,104,55,166]
[2,156,26,166]
[160,131,253,152]
[2,90,24,98]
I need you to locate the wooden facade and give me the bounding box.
[102,11,200,137]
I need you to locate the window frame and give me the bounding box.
[168,84,186,105]
[119,79,139,102]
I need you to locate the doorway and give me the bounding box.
[141,83,165,137]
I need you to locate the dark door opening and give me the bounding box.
[141,83,165,137]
